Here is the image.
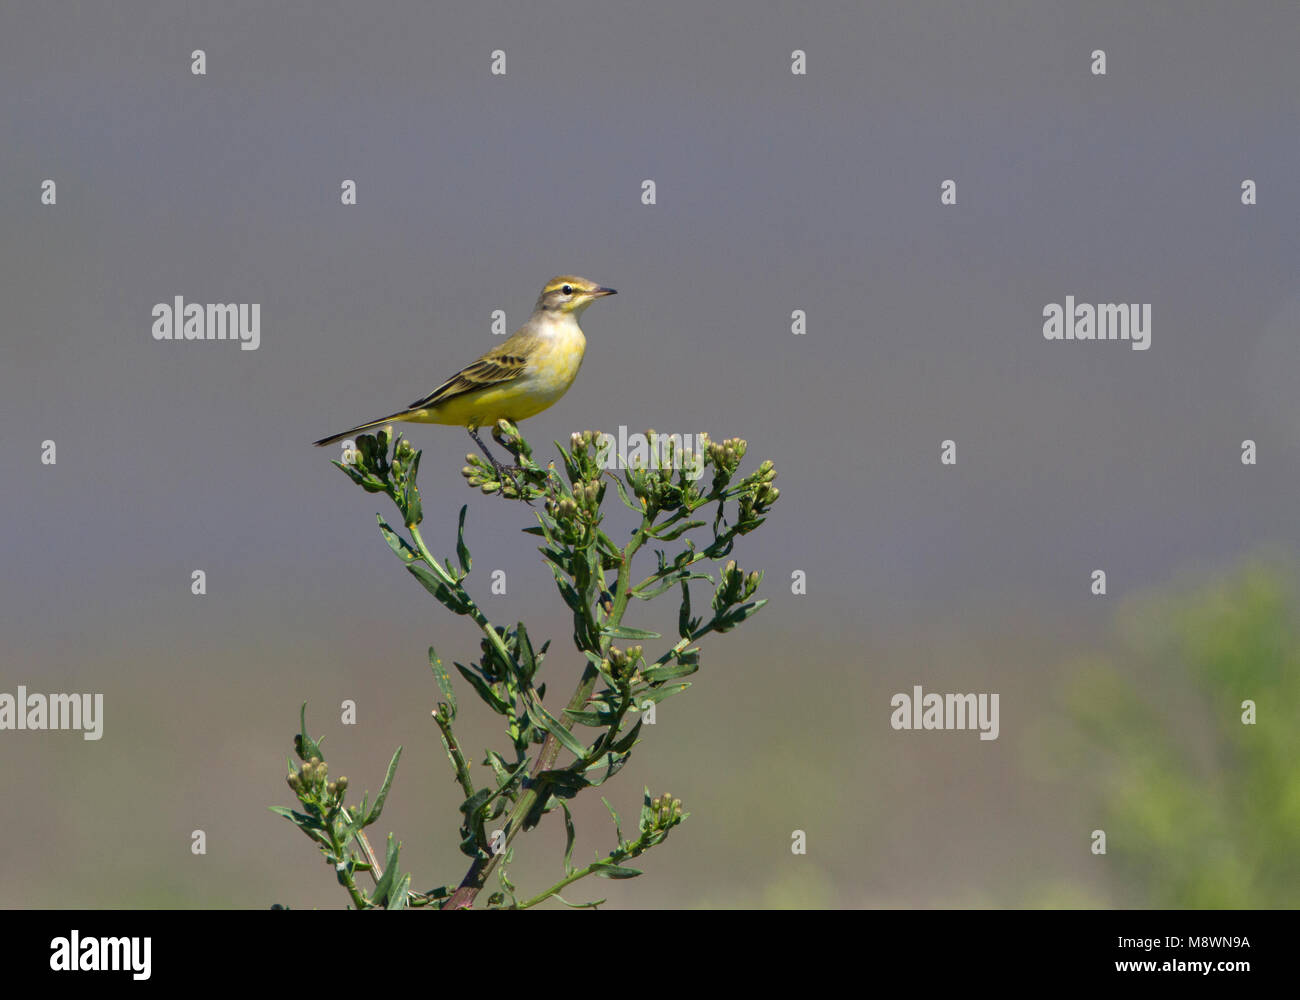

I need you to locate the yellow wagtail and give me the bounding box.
[314,275,616,481]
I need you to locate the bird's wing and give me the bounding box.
[407,346,530,410]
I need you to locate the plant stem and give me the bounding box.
[442,664,599,909]
[515,851,628,910]
[443,516,653,909]
[407,521,522,679]
[434,712,475,801]
[337,806,383,887]
[328,815,373,909]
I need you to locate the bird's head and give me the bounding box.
[536,275,617,316]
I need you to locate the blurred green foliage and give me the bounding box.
[1060,560,1300,908]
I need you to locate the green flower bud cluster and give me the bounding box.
[564,429,607,484]
[711,560,763,630]
[615,430,703,517]
[703,435,748,497]
[388,436,422,522]
[606,644,644,681]
[287,755,350,810]
[708,436,747,476]
[461,453,501,493]
[574,477,603,514]
[643,792,685,835]
[478,632,511,681]
[335,430,425,524]
[546,495,580,522]
[544,475,604,543]
[729,459,779,534]
[340,429,394,493]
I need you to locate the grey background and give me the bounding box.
[1,1,1297,907]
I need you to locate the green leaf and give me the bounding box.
[376,516,419,564]
[561,802,576,876]
[714,598,768,632]
[635,682,691,706]
[601,624,661,640]
[386,872,412,910]
[402,451,423,525]
[455,505,472,574]
[540,769,592,798]
[363,746,402,828]
[371,834,401,903]
[356,433,377,466]
[540,544,574,576]
[601,797,625,844]
[678,581,693,639]
[296,703,323,762]
[583,543,604,598]
[609,473,643,512]
[610,717,644,754]
[484,749,511,787]
[634,571,711,601]
[487,756,531,799]
[269,806,325,832]
[580,749,631,786]
[592,863,643,880]
[525,694,588,759]
[515,623,538,682]
[649,519,705,541]
[548,568,585,614]
[563,707,618,727]
[459,787,492,822]
[579,650,620,689]
[641,658,700,683]
[429,647,456,715]
[595,529,623,563]
[455,663,511,715]
[554,441,580,483]
[407,562,469,614]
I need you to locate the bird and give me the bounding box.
[313,275,616,485]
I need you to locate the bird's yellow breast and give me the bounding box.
[414,320,586,428]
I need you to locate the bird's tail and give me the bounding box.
[312,412,409,448]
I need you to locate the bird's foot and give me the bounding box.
[494,462,536,505]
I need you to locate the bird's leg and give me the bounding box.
[468,427,530,502]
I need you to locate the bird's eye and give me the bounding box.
[561,284,573,295]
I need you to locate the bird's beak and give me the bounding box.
[591,286,617,297]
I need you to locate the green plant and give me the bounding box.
[274,421,779,908]
[1054,560,1300,907]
